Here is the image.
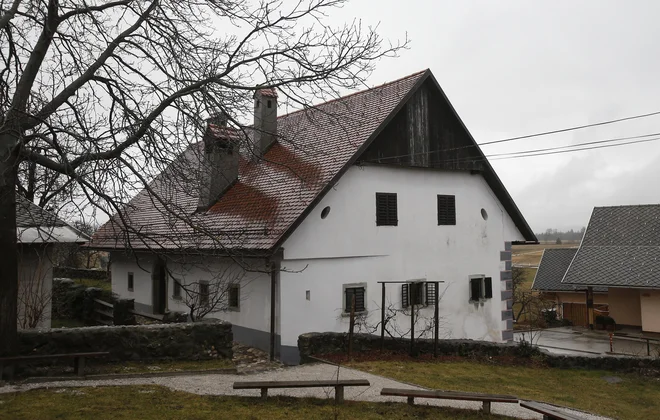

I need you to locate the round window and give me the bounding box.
[321,206,331,219]
[481,208,488,221]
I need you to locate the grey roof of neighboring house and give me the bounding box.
[532,248,606,292]
[562,204,660,289]
[16,196,66,227]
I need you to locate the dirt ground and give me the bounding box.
[512,243,579,266]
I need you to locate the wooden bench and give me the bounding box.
[0,352,110,380]
[233,379,370,403]
[520,401,584,420]
[380,387,518,414]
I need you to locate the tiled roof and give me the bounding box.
[16,196,66,228]
[532,248,606,292]
[562,205,660,288]
[90,70,428,252]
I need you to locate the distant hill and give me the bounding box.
[535,227,586,244]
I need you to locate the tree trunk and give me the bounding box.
[0,137,19,356]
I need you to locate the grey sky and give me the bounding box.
[331,0,660,232]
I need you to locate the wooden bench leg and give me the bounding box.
[260,388,268,400]
[407,396,414,406]
[74,357,86,376]
[482,401,491,414]
[335,386,344,404]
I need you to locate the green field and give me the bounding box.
[0,385,514,420]
[349,359,658,420]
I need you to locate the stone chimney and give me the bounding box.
[252,88,278,159]
[197,115,239,210]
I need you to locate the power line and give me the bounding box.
[363,131,660,164]
[480,109,660,146]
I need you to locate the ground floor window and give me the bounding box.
[228,283,240,310]
[344,284,366,313]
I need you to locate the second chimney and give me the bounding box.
[197,115,239,211]
[252,88,278,160]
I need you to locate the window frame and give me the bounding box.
[375,192,398,226]
[469,275,493,302]
[199,281,210,307]
[172,278,182,300]
[342,283,367,315]
[127,272,134,292]
[437,194,456,226]
[402,281,436,308]
[227,283,240,311]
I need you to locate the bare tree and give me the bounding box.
[16,248,52,329]
[167,262,246,322]
[0,0,406,355]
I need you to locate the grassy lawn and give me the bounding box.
[0,385,515,420]
[348,359,660,420]
[73,278,111,292]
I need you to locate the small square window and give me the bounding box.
[173,279,182,299]
[376,192,398,226]
[469,276,493,302]
[127,272,134,292]
[228,284,240,310]
[437,195,456,225]
[199,281,210,306]
[344,286,366,313]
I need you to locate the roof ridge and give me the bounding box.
[276,69,429,120]
[594,203,660,209]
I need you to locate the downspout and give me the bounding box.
[268,253,282,361]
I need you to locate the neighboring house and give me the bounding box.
[531,248,607,326]
[561,205,660,332]
[89,69,537,364]
[16,196,89,329]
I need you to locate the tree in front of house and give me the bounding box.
[0,0,406,355]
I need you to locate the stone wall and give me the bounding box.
[20,320,233,362]
[298,332,660,374]
[53,267,108,281]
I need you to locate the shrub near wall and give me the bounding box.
[298,332,660,375]
[53,267,108,281]
[19,320,233,362]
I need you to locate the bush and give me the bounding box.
[596,315,616,326]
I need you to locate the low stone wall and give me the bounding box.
[298,332,660,374]
[20,320,233,362]
[53,267,108,281]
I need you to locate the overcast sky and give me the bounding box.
[328,0,660,232]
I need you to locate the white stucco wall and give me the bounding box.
[17,246,53,330]
[279,165,524,350]
[110,252,273,339]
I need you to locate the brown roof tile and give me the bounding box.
[91,70,427,252]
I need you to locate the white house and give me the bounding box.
[90,69,537,364]
[16,196,89,329]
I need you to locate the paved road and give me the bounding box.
[514,327,660,356]
[0,363,609,420]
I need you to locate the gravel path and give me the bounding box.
[0,363,610,420]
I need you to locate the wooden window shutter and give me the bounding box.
[437,195,456,225]
[425,282,436,306]
[470,278,481,302]
[484,277,493,299]
[401,284,409,308]
[376,192,398,226]
[345,287,366,313]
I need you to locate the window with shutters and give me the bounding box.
[228,283,240,310]
[343,284,366,313]
[376,192,398,226]
[469,275,493,302]
[437,195,456,225]
[402,282,436,307]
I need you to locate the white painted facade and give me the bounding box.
[278,165,523,356]
[111,164,524,363]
